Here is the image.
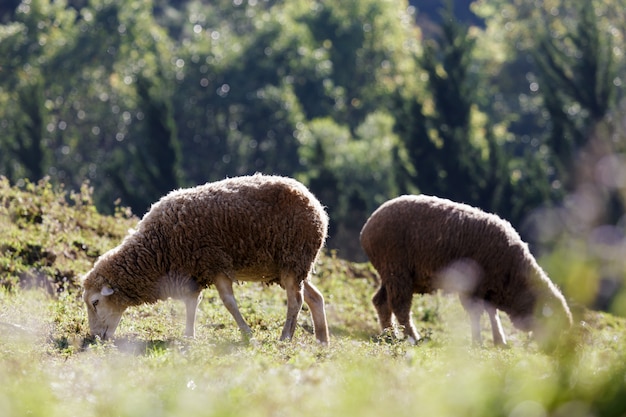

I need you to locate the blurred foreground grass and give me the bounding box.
[2,178,626,417]
[2,289,626,417]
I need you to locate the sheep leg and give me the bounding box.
[388,284,420,344]
[213,273,253,338]
[486,305,507,347]
[183,291,203,338]
[372,284,393,331]
[280,271,304,341]
[459,295,483,346]
[303,280,329,344]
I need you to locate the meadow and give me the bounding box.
[1,178,626,417]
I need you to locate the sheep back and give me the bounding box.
[85,174,328,307]
[360,194,569,326]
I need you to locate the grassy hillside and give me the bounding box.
[1,177,626,417]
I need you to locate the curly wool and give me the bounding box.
[85,174,328,309]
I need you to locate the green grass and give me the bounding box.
[2,177,626,417]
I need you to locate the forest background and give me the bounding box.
[1,0,625,280]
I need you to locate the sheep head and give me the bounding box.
[530,288,573,351]
[509,278,573,351]
[82,273,126,340]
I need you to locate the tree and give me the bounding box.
[0,0,80,182]
[473,0,625,193]
[172,0,419,189]
[534,1,618,190]
[302,0,420,130]
[397,3,513,214]
[109,72,183,212]
[100,0,185,213]
[297,113,403,258]
[13,80,46,181]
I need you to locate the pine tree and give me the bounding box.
[534,1,617,190]
[112,73,183,213]
[398,3,496,208]
[13,80,45,181]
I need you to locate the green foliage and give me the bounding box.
[0,176,135,293]
[395,4,523,222]
[473,0,625,192]
[1,0,626,261]
[533,1,619,191]
[297,113,403,256]
[301,0,420,126]
[13,79,46,181]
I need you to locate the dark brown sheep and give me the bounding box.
[82,174,329,344]
[360,195,572,348]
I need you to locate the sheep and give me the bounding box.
[82,174,330,344]
[360,194,572,349]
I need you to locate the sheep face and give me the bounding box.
[83,282,126,340]
[509,292,572,351]
[519,272,573,350]
[509,312,534,332]
[533,299,573,351]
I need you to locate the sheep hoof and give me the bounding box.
[246,337,260,347]
[406,335,421,346]
[315,338,329,347]
[241,330,255,344]
[471,340,484,348]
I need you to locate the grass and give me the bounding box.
[2,177,626,417]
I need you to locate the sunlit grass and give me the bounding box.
[3,178,626,416]
[2,282,626,417]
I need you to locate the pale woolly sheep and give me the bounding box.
[82,174,330,344]
[360,195,572,349]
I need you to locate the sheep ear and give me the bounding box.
[101,285,114,296]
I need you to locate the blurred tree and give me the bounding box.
[297,113,403,258]
[410,0,483,35]
[0,0,19,23]
[0,0,187,214]
[13,80,46,181]
[418,5,487,204]
[0,0,77,182]
[173,0,419,187]
[171,0,317,181]
[2,0,623,260]
[533,1,618,189]
[303,0,420,130]
[102,0,184,213]
[110,71,183,212]
[395,0,571,233]
[473,0,625,192]
[472,0,626,292]
[396,3,515,216]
